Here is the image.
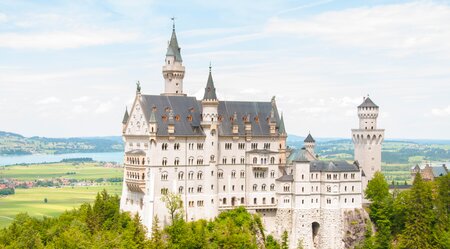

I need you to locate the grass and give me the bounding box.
[0,162,123,181]
[0,185,122,228]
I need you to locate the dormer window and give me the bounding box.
[162,115,167,122]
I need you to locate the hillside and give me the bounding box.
[0,131,123,155]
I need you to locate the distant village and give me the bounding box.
[0,159,123,196]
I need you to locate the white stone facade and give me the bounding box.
[119,26,378,249]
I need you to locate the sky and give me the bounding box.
[0,0,449,139]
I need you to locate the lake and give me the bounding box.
[0,152,124,166]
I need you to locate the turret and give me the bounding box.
[149,107,157,135]
[201,65,219,127]
[162,20,186,96]
[357,96,379,130]
[304,133,315,156]
[269,97,277,135]
[352,95,384,201]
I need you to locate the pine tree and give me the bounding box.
[150,216,165,249]
[281,230,289,249]
[398,173,437,249]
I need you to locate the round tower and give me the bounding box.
[352,96,384,200]
[162,21,186,96]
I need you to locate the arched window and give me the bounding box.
[253,198,257,204]
[178,171,184,180]
[262,184,266,191]
[161,171,168,181]
[270,157,275,164]
[253,157,257,164]
[240,170,245,178]
[231,170,236,178]
[270,184,275,191]
[253,184,258,191]
[188,171,194,180]
[223,198,227,205]
[197,171,203,180]
[178,186,183,194]
[271,197,275,204]
[218,170,224,179]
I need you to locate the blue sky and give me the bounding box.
[0,0,449,139]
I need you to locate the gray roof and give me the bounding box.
[304,133,315,143]
[203,69,218,100]
[138,94,284,137]
[166,28,182,62]
[276,174,294,182]
[358,97,378,108]
[140,95,204,136]
[310,160,360,172]
[122,108,129,124]
[287,148,309,162]
[279,113,286,135]
[217,100,282,136]
[432,166,448,177]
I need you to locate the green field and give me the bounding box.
[0,185,122,228]
[0,162,123,180]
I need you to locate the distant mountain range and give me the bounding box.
[1,131,449,157]
[0,131,123,155]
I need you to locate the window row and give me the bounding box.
[252,183,275,191]
[251,157,276,165]
[161,142,204,151]
[127,171,145,180]
[126,157,145,165]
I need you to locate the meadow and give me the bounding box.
[0,185,122,228]
[0,162,123,181]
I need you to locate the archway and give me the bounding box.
[312,222,320,248]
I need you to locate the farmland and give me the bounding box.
[0,185,122,228]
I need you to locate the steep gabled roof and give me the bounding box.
[166,27,182,62]
[358,97,378,108]
[304,133,315,143]
[279,113,286,135]
[203,68,218,100]
[122,108,129,124]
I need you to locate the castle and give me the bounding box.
[120,24,383,249]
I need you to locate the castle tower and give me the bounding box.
[304,133,315,156]
[162,21,186,96]
[351,96,384,196]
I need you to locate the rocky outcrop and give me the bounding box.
[342,208,369,248]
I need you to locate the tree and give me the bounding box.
[265,235,281,249]
[398,173,438,249]
[365,172,389,203]
[150,216,165,249]
[160,191,183,224]
[281,230,289,249]
[44,198,48,203]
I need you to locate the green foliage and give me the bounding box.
[160,191,183,224]
[363,172,449,249]
[0,188,15,196]
[365,172,389,203]
[0,190,148,249]
[398,173,438,249]
[281,230,289,249]
[266,235,281,249]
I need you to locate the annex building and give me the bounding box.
[120,24,384,249]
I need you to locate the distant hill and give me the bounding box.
[0,131,123,155]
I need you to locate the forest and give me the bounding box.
[359,173,449,249]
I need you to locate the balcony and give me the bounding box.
[126,178,146,193]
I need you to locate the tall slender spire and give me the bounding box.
[279,113,286,135]
[166,18,182,62]
[122,107,129,124]
[203,64,218,100]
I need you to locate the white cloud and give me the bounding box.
[72,105,88,114]
[431,105,450,117]
[94,102,114,114]
[36,97,61,105]
[0,29,139,49]
[72,96,90,102]
[266,2,450,55]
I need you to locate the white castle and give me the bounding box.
[120,24,384,249]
